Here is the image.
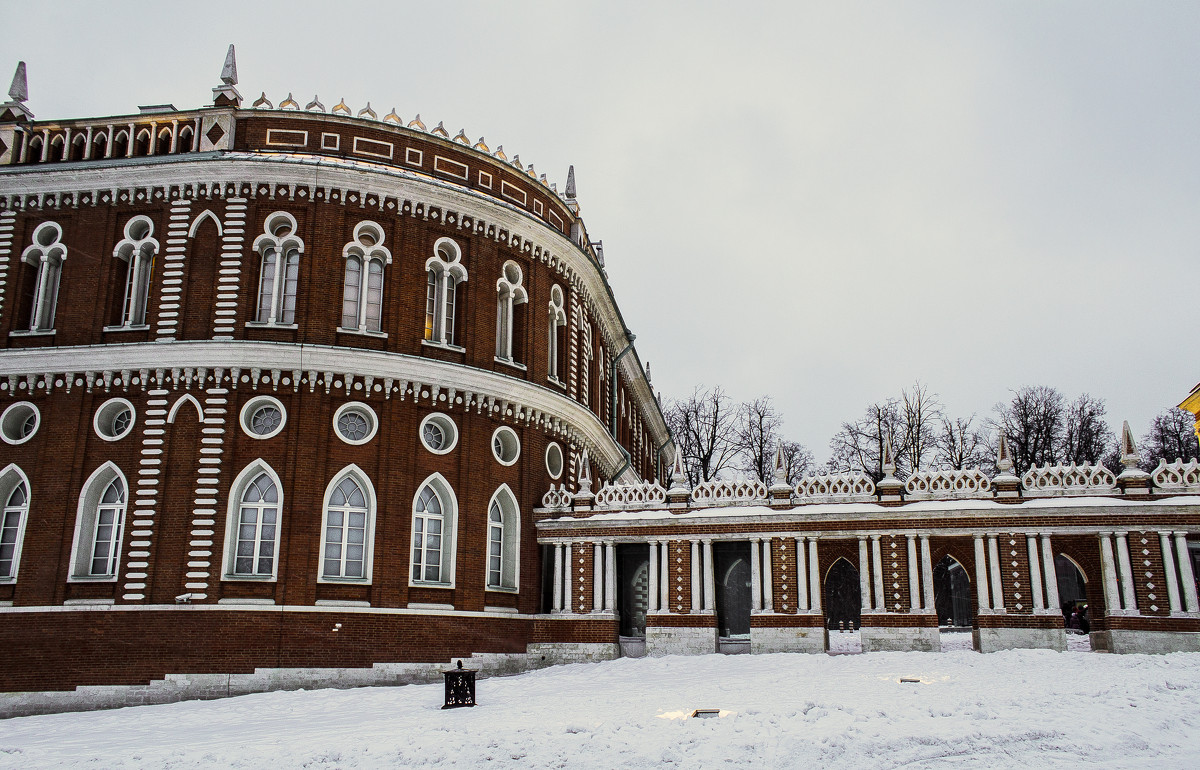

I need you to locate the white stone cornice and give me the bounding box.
[0,340,637,481]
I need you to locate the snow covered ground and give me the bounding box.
[3,646,1200,768]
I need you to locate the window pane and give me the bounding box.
[365,260,383,332]
[444,278,456,346]
[257,249,277,322]
[425,270,438,341]
[281,250,299,324]
[342,257,361,329]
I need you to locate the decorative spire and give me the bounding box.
[212,45,242,108]
[772,444,787,488]
[453,129,470,145]
[565,165,576,199]
[8,61,27,102]
[407,114,426,131]
[473,136,490,152]
[383,107,402,124]
[252,92,273,109]
[279,93,299,111]
[645,361,652,387]
[220,44,238,85]
[357,102,377,120]
[670,447,687,488]
[578,450,593,495]
[332,98,351,116]
[996,433,1014,474]
[493,144,506,160]
[431,121,449,138]
[305,95,325,112]
[881,435,897,480]
[1120,420,1141,470]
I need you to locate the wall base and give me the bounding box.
[525,642,620,665]
[646,625,718,656]
[1092,629,1200,654]
[861,625,941,652]
[750,626,827,654]
[974,626,1066,653]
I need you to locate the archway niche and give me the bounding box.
[933,555,974,628]
[713,541,751,651]
[824,557,861,631]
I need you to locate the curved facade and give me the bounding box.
[0,56,671,701]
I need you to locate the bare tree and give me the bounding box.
[779,440,815,485]
[1140,408,1200,469]
[935,415,991,470]
[828,399,903,481]
[1060,393,1115,465]
[663,386,739,487]
[989,386,1066,475]
[734,396,783,484]
[897,382,943,474]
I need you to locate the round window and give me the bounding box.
[240,396,287,440]
[94,398,136,441]
[419,413,459,455]
[545,442,564,479]
[0,402,39,445]
[333,402,378,445]
[492,426,521,466]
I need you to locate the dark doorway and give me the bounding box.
[824,558,861,630]
[714,541,751,639]
[616,544,649,638]
[1055,555,1087,615]
[539,544,554,614]
[933,556,973,627]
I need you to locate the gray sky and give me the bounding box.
[4,1,1198,462]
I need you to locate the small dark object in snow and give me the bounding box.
[900,678,921,683]
[442,660,477,709]
[690,709,721,718]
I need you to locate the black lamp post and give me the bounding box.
[442,660,477,709]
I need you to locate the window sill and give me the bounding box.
[547,376,566,390]
[318,576,372,585]
[337,327,388,339]
[217,597,276,605]
[421,339,465,353]
[494,356,527,372]
[9,329,55,338]
[485,585,520,594]
[63,597,115,605]
[245,321,298,330]
[409,580,455,590]
[102,324,150,333]
[406,602,455,610]
[66,575,117,584]
[314,599,371,607]
[222,573,277,582]
[484,605,519,614]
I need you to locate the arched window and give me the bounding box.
[112,130,129,159]
[0,466,30,581]
[69,463,127,580]
[134,128,151,157]
[321,467,376,581]
[156,127,172,155]
[339,222,391,334]
[18,222,66,333]
[47,135,64,162]
[547,285,567,382]
[222,462,283,580]
[69,133,86,161]
[25,135,43,164]
[109,216,159,328]
[92,131,108,159]
[424,238,467,347]
[251,212,303,326]
[177,125,194,154]
[495,261,527,363]
[486,485,520,591]
[411,474,458,587]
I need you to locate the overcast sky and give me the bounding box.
[4,2,1197,462]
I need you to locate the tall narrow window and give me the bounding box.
[0,466,30,581]
[70,463,129,580]
[110,216,159,328]
[18,222,67,333]
[547,285,567,382]
[234,473,278,576]
[485,485,519,591]
[320,467,376,582]
[339,222,391,334]
[251,212,304,326]
[424,238,467,346]
[90,479,125,576]
[411,474,457,587]
[495,261,527,363]
[487,501,503,588]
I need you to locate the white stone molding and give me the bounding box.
[0,211,15,320]
[1152,459,1200,492]
[691,477,768,507]
[904,468,991,500]
[156,199,191,340]
[592,480,666,510]
[1021,462,1116,496]
[794,472,876,503]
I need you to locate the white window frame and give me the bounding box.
[338,221,392,336]
[0,402,39,445]
[249,212,303,328]
[0,464,31,583]
[240,395,287,440]
[333,402,379,446]
[484,484,520,592]
[545,441,564,479]
[221,461,284,581]
[491,426,521,466]
[319,465,377,584]
[409,472,458,589]
[107,215,159,330]
[418,412,459,455]
[67,461,127,582]
[424,237,467,348]
[494,260,527,364]
[547,284,566,384]
[93,397,136,442]
[16,221,66,334]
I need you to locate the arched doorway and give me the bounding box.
[1055,555,1088,616]
[824,558,861,631]
[714,541,751,652]
[933,555,973,628]
[616,544,649,639]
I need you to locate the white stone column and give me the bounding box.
[1160,532,1182,614]
[761,539,774,612]
[1040,535,1061,613]
[691,540,702,613]
[795,537,809,612]
[920,535,935,612]
[906,535,920,610]
[604,541,616,612]
[987,535,1005,611]
[808,538,822,614]
[660,540,670,612]
[858,537,872,612]
[1175,532,1199,613]
[871,535,886,612]
[593,543,603,612]
[703,539,716,612]
[552,543,564,613]
[1115,532,1138,612]
[647,541,659,614]
[564,543,574,613]
[973,535,990,612]
[1099,533,1122,616]
[1025,534,1045,611]
[750,538,762,612]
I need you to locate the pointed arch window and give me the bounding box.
[547,284,567,384]
[222,462,284,580]
[495,261,527,365]
[0,466,30,582]
[411,475,458,587]
[108,216,159,329]
[424,238,467,347]
[251,212,303,327]
[69,464,127,580]
[320,468,376,582]
[486,486,520,591]
[17,222,66,333]
[339,222,391,335]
